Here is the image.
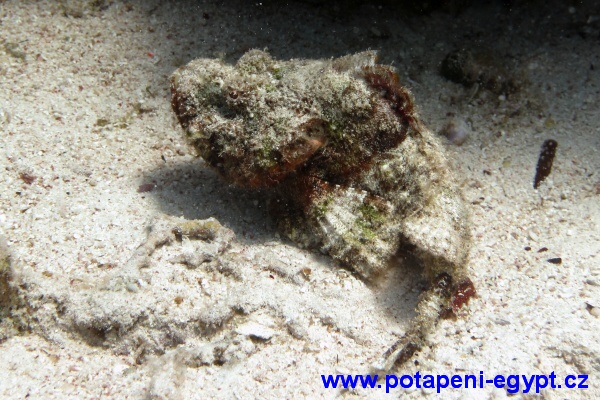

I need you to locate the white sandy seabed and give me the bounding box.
[0,1,598,399]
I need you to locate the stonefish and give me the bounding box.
[170,50,475,372]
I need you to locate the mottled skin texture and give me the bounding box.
[171,50,474,372]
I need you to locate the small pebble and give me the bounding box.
[439,118,470,146]
[137,183,155,193]
[527,230,538,242]
[126,283,139,293]
[236,322,275,341]
[587,304,600,318]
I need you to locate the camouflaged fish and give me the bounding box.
[170,50,475,372]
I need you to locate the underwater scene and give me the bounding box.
[0,1,598,398]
